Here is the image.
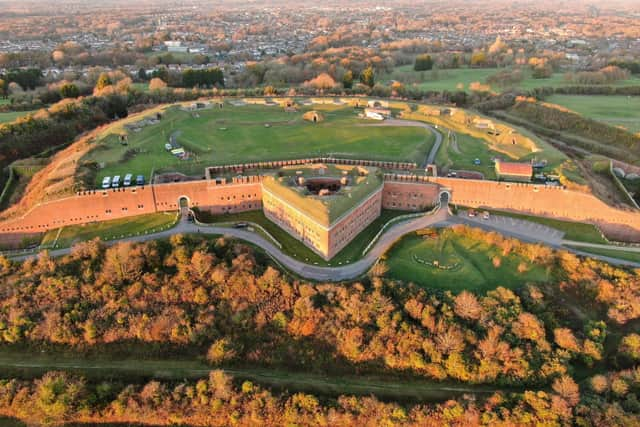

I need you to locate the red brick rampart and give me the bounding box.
[2,172,639,246]
[0,178,263,239]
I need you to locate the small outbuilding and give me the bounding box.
[495,160,533,182]
[303,110,325,123]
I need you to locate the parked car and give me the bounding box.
[482,211,490,220]
[123,174,133,186]
[467,210,477,218]
[101,176,111,189]
[112,175,121,188]
[136,175,145,186]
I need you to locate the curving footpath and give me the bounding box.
[11,206,640,281]
[363,119,443,167]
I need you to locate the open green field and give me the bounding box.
[545,95,640,134]
[0,110,38,124]
[85,104,433,185]
[195,209,412,266]
[384,65,640,93]
[41,211,179,249]
[384,228,550,292]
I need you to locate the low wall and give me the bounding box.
[206,158,416,178]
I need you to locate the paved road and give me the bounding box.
[562,240,640,253]
[364,119,443,167]
[12,207,640,279]
[13,207,450,282]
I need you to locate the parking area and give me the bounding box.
[457,210,565,245]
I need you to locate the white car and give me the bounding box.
[123,174,133,186]
[101,176,111,189]
[112,175,121,188]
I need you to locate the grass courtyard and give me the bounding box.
[84,103,434,186]
[384,228,550,292]
[545,95,640,134]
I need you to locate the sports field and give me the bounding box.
[384,66,640,93]
[385,228,549,292]
[84,103,434,185]
[545,95,640,134]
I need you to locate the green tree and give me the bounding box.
[360,66,375,88]
[342,70,353,89]
[0,78,6,98]
[59,82,79,99]
[414,54,434,71]
[137,68,147,81]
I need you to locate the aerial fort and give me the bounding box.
[0,97,639,258]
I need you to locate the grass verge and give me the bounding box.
[193,209,413,266]
[384,228,550,292]
[40,211,180,249]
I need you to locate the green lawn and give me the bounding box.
[545,95,640,134]
[384,228,550,292]
[403,109,573,182]
[84,104,433,186]
[384,65,640,94]
[0,110,38,124]
[567,246,640,263]
[40,211,179,249]
[436,132,499,179]
[194,209,413,266]
[479,208,608,244]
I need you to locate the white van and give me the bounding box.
[101,176,111,189]
[123,174,133,186]
[112,175,121,188]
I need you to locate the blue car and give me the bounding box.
[136,175,145,186]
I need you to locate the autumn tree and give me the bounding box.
[360,66,375,87]
[454,291,483,320]
[342,70,353,89]
[552,375,580,406]
[148,77,167,91]
[414,54,434,71]
[94,72,112,91]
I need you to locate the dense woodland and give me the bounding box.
[0,226,638,425]
[1,367,639,426]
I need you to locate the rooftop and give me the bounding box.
[262,164,383,227]
[495,160,533,176]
